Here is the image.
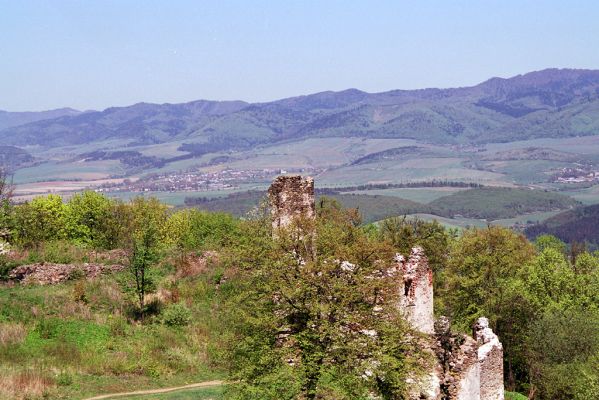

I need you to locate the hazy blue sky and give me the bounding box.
[1,1,599,111]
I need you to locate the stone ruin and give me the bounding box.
[268,175,315,231]
[397,248,435,335]
[268,175,504,400]
[396,248,504,400]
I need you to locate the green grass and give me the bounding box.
[480,159,569,184]
[485,136,599,156]
[188,191,432,223]
[316,157,507,187]
[107,184,267,206]
[331,194,430,223]
[344,187,467,203]
[247,137,428,168]
[492,210,563,227]
[562,183,599,205]
[13,160,125,184]
[404,213,488,230]
[505,391,528,400]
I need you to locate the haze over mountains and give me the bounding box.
[2,68,599,153]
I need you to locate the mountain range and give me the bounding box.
[2,68,599,156]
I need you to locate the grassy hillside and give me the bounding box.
[0,145,34,171]
[186,191,431,224]
[329,194,431,223]
[0,259,224,399]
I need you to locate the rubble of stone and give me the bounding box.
[268,175,315,230]
[9,262,124,285]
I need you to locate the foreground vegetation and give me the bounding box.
[0,188,597,399]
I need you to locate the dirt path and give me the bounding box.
[84,380,224,400]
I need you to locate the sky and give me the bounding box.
[1,0,599,111]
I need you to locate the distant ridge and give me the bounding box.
[2,68,599,150]
[0,107,81,130]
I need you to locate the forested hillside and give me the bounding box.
[526,203,599,245]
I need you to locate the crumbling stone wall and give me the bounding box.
[474,318,504,400]
[397,247,435,334]
[397,247,504,400]
[268,175,315,231]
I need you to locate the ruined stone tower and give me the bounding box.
[397,247,434,334]
[268,175,315,231]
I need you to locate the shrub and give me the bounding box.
[72,280,87,303]
[0,254,19,280]
[162,303,191,327]
[505,392,528,400]
[42,240,86,264]
[69,268,86,281]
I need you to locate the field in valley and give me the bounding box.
[9,135,599,231]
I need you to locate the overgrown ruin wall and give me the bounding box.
[268,175,504,400]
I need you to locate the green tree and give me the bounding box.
[378,216,452,274]
[13,194,66,247]
[0,169,14,241]
[126,197,168,319]
[533,234,566,255]
[64,191,116,248]
[378,216,453,312]
[166,209,240,251]
[443,226,536,389]
[521,248,599,399]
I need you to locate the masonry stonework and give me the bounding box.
[267,175,315,231]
